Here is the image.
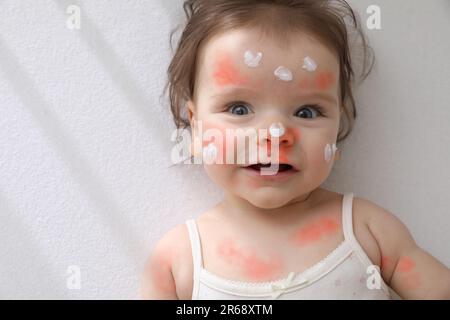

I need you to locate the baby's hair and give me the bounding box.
[164,0,374,144]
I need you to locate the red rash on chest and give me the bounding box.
[216,238,283,280]
[213,54,250,87]
[289,216,340,246]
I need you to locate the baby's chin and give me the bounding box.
[242,187,295,209]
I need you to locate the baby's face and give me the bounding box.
[189,28,342,209]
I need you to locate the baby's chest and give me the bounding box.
[174,229,345,299]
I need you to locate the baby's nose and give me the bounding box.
[264,122,296,147]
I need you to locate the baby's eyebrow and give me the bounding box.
[210,86,259,98]
[211,86,338,106]
[300,92,338,106]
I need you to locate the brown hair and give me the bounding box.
[164,0,374,144]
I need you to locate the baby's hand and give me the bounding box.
[359,198,450,299]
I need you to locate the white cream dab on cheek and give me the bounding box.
[244,50,263,68]
[324,143,338,162]
[202,142,218,164]
[332,144,338,156]
[302,56,318,72]
[274,66,293,81]
[269,123,285,138]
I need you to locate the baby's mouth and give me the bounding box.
[243,163,299,173]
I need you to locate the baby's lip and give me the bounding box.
[241,162,300,172]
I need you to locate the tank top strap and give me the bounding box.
[185,219,204,273]
[342,192,356,243]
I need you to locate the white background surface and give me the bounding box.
[0,0,449,299]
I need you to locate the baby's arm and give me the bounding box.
[140,229,179,300]
[360,198,450,299]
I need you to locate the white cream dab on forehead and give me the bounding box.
[274,66,293,82]
[302,56,318,72]
[244,50,263,68]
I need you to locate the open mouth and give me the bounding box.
[244,163,299,173]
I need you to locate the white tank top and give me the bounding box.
[185,192,392,299]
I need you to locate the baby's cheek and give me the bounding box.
[200,121,228,164]
[307,139,335,167]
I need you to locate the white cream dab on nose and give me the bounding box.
[324,143,337,162]
[202,143,218,164]
[302,56,318,72]
[274,66,293,81]
[244,50,263,68]
[269,123,285,138]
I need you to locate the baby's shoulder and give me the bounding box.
[352,195,417,284]
[154,210,216,299]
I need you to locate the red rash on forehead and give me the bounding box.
[217,238,283,280]
[213,53,250,87]
[315,72,335,90]
[298,71,335,91]
[289,216,339,246]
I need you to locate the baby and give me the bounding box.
[141,0,450,299]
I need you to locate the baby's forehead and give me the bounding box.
[198,28,340,80]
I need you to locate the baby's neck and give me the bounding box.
[217,189,321,228]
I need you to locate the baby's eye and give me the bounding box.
[226,102,252,116]
[295,105,325,119]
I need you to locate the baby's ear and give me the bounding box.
[187,100,196,125]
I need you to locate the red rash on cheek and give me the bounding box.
[199,122,301,166]
[291,127,301,141]
[289,216,339,246]
[213,54,250,87]
[277,150,289,164]
[217,239,283,280]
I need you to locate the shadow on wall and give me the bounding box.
[0,35,143,267]
[0,193,69,299]
[53,0,170,148]
[156,0,186,38]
